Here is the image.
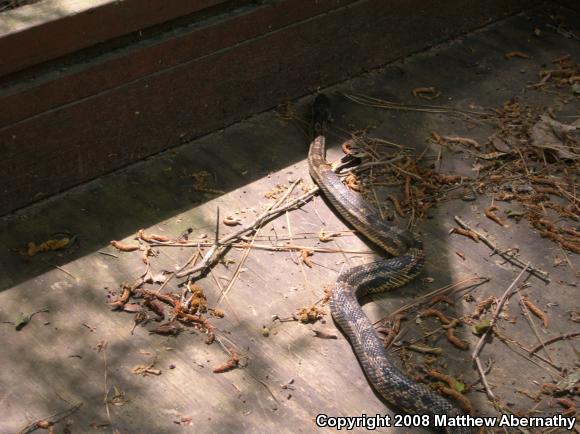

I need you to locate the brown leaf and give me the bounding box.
[149,322,183,335]
[490,135,512,153]
[122,303,142,313]
[144,299,165,318]
[529,115,580,160]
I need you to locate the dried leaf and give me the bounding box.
[149,322,183,335]
[144,299,165,318]
[490,135,512,153]
[122,303,142,313]
[555,371,580,392]
[529,115,580,160]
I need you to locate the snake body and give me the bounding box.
[308,94,473,433]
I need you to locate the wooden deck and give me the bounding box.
[0,0,533,215]
[1,5,578,433]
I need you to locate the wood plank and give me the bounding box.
[0,0,532,216]
[0,0,230,77]
[0,0,361,126]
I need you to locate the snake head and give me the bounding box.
[312,94,332,131]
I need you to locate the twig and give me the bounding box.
[152,241,373,255]
[39,258,76,279]
[473,356,495,401]
[529,332,580,355]
[159,249,201,296]
[98,251,119,258]
[18,402,83,434]
[494,329,563,374]
[217,229,260,304]
[471,264,530,400]
[209,267,240,323]
[386,275,488,320]
[454,216,549,282]
[350,155,406,174]
[176,183,319,278]
[342,92,489,116]
[102,347,115,434]
[246,373,280,405]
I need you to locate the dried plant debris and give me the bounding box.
[295,305,326,324]
[18,234,76,256]
[110,240,140,252]
[223,216,242,226]
[133,358,162,376]
[213,349,240,373]
[299,249,314,267]
[521,296,549,328]
[107,278,216,342]
[13,307,49,331]
[412,86,442,100]
[264,184,287,199]
[312,329,337,339]
[189,170,225,194]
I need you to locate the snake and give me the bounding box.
[308,94,474,433]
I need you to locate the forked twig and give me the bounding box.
[176,182,319,278]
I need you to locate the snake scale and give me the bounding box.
[308,94,473,433]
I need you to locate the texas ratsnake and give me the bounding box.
[308,94,473,433]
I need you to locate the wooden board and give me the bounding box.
[0,0,229,77]
[0,0,533,215]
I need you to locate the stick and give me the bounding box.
[151,241,373,255]
[473,356,495,400]
[176,184,319,278]
[217,229,260,304]
[471,264,530,400]
[387,275,488,320]
[18,402,83,434]
[102,347,115,434]
[529,332,580,355]
[454,216,550,282]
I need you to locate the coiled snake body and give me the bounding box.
[308,95,473,433]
